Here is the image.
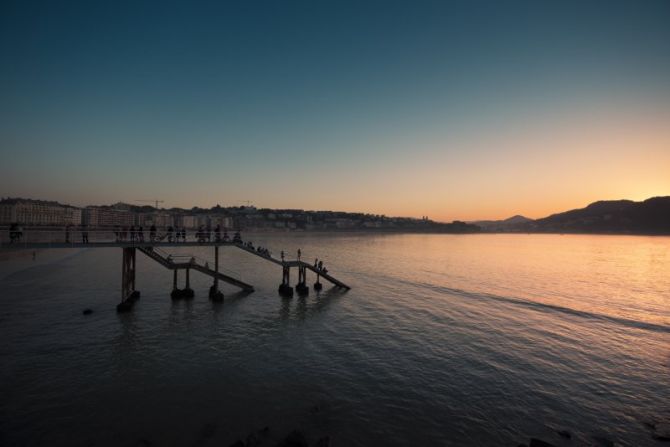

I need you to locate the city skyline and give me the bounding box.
[1,1,669,221]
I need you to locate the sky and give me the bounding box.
[1,0,669,221]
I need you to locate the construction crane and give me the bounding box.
[135,199,165,209]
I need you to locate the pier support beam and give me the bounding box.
[278,264,294,297]
[171,267,194,300]
[314,272,322,291]
[117,247,140,312]
[209,245,224,301]
[296,265,309,296]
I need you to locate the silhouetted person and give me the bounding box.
[138,226,144,242]
[81,225,89,243]
[130,225,136,242]
[150,225,157,241]
[65,224,71,243]
[214,224,221,242]
[168,226,174,242]
[318,260,323,270]
[281,250,285,261]
[297,249,301,261]
[314,258,318,268]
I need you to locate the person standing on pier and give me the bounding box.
[138,226,144,242]
[130,225,136,242]
[150,225,156,242]
[297,249,301,261]
[214,224,221,242]
[281,250,285,262]
[314,258,318,268]
[65,224,71,243]
[81,225,89,243]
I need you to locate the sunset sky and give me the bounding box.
[1,1,669,221]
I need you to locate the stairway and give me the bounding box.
[138,247,254,292]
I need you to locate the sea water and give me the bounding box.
[0,233,668,446]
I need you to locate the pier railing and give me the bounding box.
[0,226,236,248]
[0,225,351,296]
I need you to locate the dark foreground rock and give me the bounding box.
[653,422,670,442]
[556,429,571,439]
[82,308,93,315]
[592,436,614,447]
[276,430,308,447]
[529,439,556,447]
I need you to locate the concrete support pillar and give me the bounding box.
[296,265,309,296]
[279,265,294,297]
[214,245,219,291]
[117,247,139,312]
[209,245,223,301]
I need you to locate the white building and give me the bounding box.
[82,206,134,227]
[0,198,81,226]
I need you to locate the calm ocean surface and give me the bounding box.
[0,233,668,446]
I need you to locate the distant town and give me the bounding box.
[2,196,668,235]
[0,198,480,233]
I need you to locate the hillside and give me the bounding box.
[528,197,670,234]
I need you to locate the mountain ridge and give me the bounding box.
[478,196,670,234]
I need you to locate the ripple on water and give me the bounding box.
[0,233,668,446]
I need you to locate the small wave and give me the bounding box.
[396,277,670,334]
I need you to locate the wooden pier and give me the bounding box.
[1,234,350,311]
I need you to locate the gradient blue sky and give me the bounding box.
[1,0,669,220]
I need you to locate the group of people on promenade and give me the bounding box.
[110,224,242,244]
[65,224,89,243]
[114,225,149,242]
[8,226,327,276]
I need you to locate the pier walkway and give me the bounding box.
[1,229,350,311]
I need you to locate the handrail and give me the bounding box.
[0,227,349,289]
[0,227,235,248]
